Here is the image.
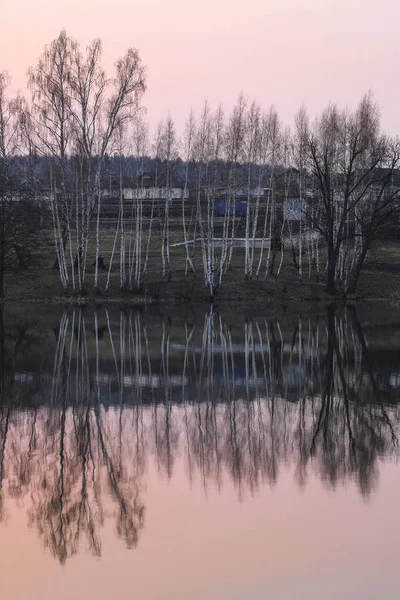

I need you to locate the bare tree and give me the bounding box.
[27,31,146,294]
[182,110,196,276]
[159,116,177,281]
[28,30,76,290]
[0,73,42,298]
[301,94,400,294]
[70,38,106,290]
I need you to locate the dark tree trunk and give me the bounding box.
[326,257,337,295]
[269,249,277,276]
[291,243,298,269]
[346,244,370,295]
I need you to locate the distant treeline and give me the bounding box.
[0,154,276,190]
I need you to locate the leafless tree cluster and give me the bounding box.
[1,31,146,295]
[298,95,400,293]
[1,31,400,297]
[0,72,44,297]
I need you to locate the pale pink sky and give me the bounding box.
[1,0,399,133]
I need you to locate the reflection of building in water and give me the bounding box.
[389,373,400,388]
[12,345,400,407]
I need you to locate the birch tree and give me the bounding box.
[193,101,215,295]
[293,107,309,282]
[27,31,146,293]
[243,100,261,279]
[181,110,196,275]
[223,94,246,274]
[88,45,146,290]
[256,107,281,279]
[28,30,76,290]
[129,118,150,291]
[70,38,105,290]
[159,116,177,281]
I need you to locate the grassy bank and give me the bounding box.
[3,230,400,307]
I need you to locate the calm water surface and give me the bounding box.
[0,305,400,600]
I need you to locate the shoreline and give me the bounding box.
[2,260,400,308]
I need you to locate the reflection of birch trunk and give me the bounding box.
[106,309,120,389]
[52,311,69,406]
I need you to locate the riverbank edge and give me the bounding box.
[2,264,399,308]
[0,287,375,307]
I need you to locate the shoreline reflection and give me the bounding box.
[0,305,399,563]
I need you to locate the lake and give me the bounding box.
[0,303,400,599]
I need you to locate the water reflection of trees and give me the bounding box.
[0,305,399,562]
